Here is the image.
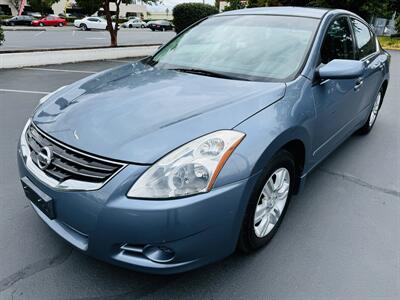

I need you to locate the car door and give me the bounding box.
[311,16,363,161]
[86,18,95,29]
[23,16,31,25]
[350,18,387,112]
[46,16,55,26]
[93,18,105,29]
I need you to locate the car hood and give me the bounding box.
[33,62,286,164]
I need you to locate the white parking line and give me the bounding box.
[34,31,45,37]
[0,89,49,95]
[23,67,96,74]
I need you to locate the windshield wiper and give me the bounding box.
[170,68,249,81]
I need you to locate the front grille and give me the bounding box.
[25,123,124,185]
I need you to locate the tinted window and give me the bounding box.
[351,19,377,59]
[152,15,319,81]
[88,18,98,22]
[321,17,354,64]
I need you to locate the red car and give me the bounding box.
[32,15,67,27]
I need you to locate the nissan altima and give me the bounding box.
[18,7,390,274]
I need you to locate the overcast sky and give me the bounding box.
[147,0,215,11]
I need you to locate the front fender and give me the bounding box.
[214,85,315,190]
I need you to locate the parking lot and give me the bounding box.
[1,27,175,52]
[0,52,399,299]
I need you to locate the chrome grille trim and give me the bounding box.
[19,119,127,191]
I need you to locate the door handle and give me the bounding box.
[354,79,364,91]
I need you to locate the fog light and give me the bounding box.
[143,245,175,263]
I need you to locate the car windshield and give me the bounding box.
[150,15,319,81]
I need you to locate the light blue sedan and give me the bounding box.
[18,7,390,274]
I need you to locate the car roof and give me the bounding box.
[219,6,331,19]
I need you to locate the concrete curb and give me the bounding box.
[2,27,47,31]
[0,45,160,69]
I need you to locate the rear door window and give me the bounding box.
[351,19,377,59]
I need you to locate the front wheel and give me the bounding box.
[58,22,64,27]
[238,150,295,252]
[80,24,88,31]
[358,89,383,134]
[39,22,44,27]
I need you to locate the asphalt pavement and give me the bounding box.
[0,53,399,299]
[1,27,175,52]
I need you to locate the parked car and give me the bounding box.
[74,17,115,31]
[121,19,146,28]
[147,20,174,31]
[18,7,390,274]
[26,12,42,18]
[1,15,34,26]
[31,15,67,27]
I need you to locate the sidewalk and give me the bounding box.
[0,44,159,69]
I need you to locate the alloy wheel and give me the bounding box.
[254,168,290,238]
[369,92,381,127]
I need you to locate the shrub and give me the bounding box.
[173,3,218,34]
[0,25,4,45]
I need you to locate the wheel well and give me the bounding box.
[379,80,388,109]
[280,140,305,194]
[381,80,388,97]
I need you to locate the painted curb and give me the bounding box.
[0,45,159,69]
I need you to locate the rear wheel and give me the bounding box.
[39,22,44,27]
[238,150,295,252]
[10,22,15,26]
[358,89,383,134]
[58,22,64,27]
[129,24,133,28]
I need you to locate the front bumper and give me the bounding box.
[17,142,258,274]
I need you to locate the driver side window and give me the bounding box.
[321,17,355,64]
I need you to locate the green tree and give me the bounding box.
[29,0,60,15]
[173,3,219,33]
[75,0,100,16]
[223,0,246,11]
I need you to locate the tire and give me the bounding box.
[10,22,15,26]
[129,24,133,28]
[151,28,155,31]
[141,24,145,28]
[162,27,166,32]
[238,150,296,253]
[358,88,383,135]
[39,22,44,27]
[80,24,88,31]
[58,22,64,27]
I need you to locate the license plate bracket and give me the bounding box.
[21,177,55,220]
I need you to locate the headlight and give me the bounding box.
[38,85,67,106]
[127,130,245,199]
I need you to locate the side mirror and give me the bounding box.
[318,59,364,80]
